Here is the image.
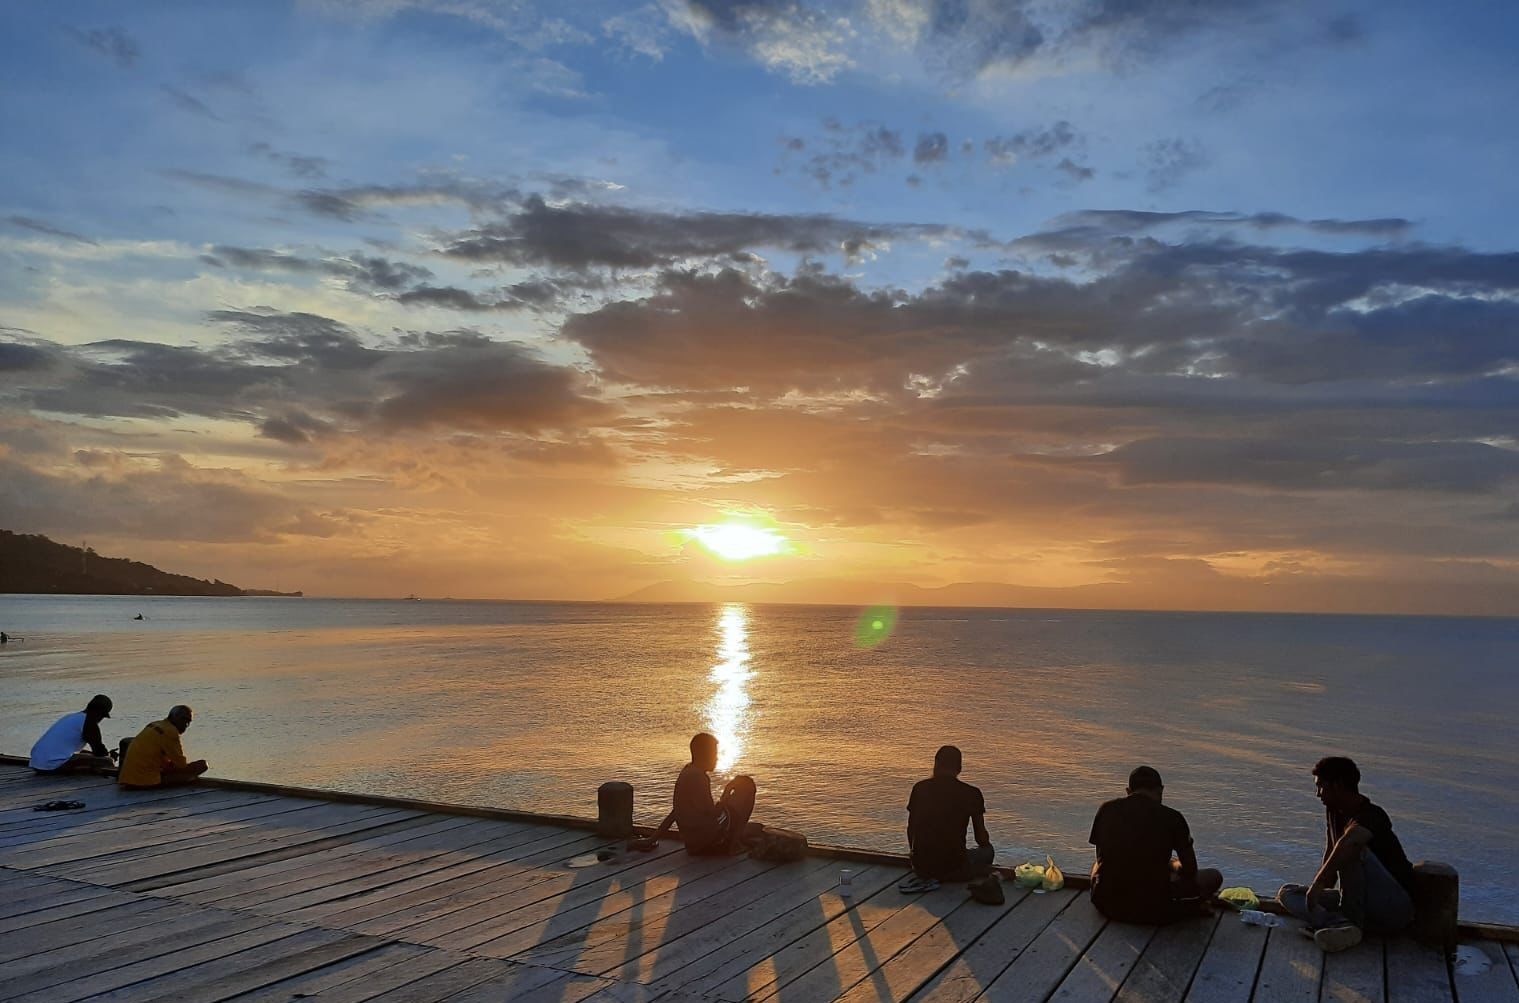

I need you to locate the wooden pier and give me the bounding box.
[0,763,1514,1002]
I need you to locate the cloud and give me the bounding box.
[1143,137,1207,192]
[913,131,949,165]
[4,216,97,245]
[248,142,329,180]
[1049,209,1413,238]
[665,0,856,83]
[781,121,906,188]
[202,245,435,293]
[984,121,1081,166]
[160,85,222,121]
[66,26,140,68]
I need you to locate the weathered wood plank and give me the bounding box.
[976,893,1109,1003]
[1253,926,1323,1003]
[364,955,527,1002]
[1452,941,1519,1003]
[1049,918,1156,1003]
[1320,935,1385,1003]
[126,932,384,1003]
[651,863,903,996]
[264,947,471,1003]
[1112,914,1219,1003]
[1181,914,1267,1003]
[217,940,435,1003]
[0,892,163,944]
[1386,937,1454,1003]
[907,885,1075,1003]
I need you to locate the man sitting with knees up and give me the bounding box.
[118,705,209,789]
[907,745,995,883]
[654,732,756,855]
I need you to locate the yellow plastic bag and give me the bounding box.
[1041,856,1065,891]
[1218,887,1260,911]
[1013,863,1045,888]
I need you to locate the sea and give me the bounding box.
[1,595,1515,924]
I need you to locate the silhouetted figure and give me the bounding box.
[118,705,209,789]
[907,745,994,882]
[29,695,116,774]
[654,732,756,855]
[1,631,9,643]
[1277,756,1415,952]
[1089,765,1223,924]
[133,613,144,620]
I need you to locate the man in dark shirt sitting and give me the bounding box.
[1277,756,1416,952]
[1089,766,1223,924]
[907,745,994,882]
[654,732,756,855]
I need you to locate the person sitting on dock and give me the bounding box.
[28,695,117,775]
[1277,756,1415,953]
[907,745,995,883]
[653,732,756,855]
[118,705,209,789]
[1088,765,1223,924]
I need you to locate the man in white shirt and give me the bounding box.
[29,695,116,774]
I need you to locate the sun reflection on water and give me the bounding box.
[704,604,753,773]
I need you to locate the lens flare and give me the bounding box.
[854,605,899,648]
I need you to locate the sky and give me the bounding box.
[3,0,1519,611]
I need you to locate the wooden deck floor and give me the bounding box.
[0,765,1513,1003]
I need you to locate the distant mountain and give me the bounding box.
[0,530,301,597]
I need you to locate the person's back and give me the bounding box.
[907,745,993,882]
[656,732,757,856]
[674,761,722,848]
[119,705,207,789]
[29,695,113,773]
[1089,766,1221,924]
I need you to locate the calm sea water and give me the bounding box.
[1,595,1515,923]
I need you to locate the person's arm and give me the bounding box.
[1307,823,1373,902]
[81,718,108,757]
[971,813,992,849]
[654,810,677,838]
[1173,815,1199,880]
[163,728,189,770]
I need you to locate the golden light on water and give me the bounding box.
[704,603,753,772]
[688,523,788,561]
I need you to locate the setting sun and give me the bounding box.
[688,524,789,561]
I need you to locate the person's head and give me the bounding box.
[84,694,113,721]
[933,745,962,778]
[1312,756,1361,810]
[689,732,718,772]
[1126,765,1164,801]
[167,705,194,733]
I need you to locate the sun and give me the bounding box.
[688,523,789,561]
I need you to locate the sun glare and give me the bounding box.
[689,523,788,561]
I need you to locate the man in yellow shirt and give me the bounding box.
[118,705,208,789]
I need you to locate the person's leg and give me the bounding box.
[1195,867,1224,899]
[964,845,995,879]
[721,775,756,851]
[157,761,209,787]
[1355,850,1415,933]
[1278,883,1347,924]
[61,753,115,774]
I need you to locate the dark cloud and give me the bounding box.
[440,196,965,269]
[0,342,54,373]
[1055,158,1095,182]
[66,26,139,68]
[203,246,434,293]
[984,121,1081,166]
[913,132,949,165]
[4,216,97,245]
[258,410,331,445]
[248,142,329,180]
[1051,209,1412,238]
[374,341,606,432]
[782,122,906,188]
[160,85,222,121]
[1143,137,1207,192]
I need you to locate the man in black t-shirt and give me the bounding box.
[1277,756,1416,952]
[1088,766,1223,924]
[654,733,757,855]
[907,745,994,882]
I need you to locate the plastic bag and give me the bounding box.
[1217,887,1261,911]
[1041,856,1064,891]
[1013,863,1045,888]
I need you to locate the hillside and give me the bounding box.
[0,530,300,597]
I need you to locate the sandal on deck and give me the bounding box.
[33,800,86,812]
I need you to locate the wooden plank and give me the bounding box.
[1386,937,1454,1003]
[431,960,581,1001]
[747,882,969,1003]
[382,835,685,945]
[0,789,253,838]
[1181,914,1267,1003]
[833,888,1029,1003]
[976,893,1109,1003]
[905,885,1075,1003]
[1049,919,1156,1003]
[47,927,346,1003]
[483,854,782,965]
[1253,926,1323,1003]
[0,892,162,945]
[595,857,845,983]
[217,941,435,1003]
[652,863,903,996]
[364,955,528,1002]
[0,878,116,920]
[286,826,600,930]
[126,932,385,1003]
[1452,941,1519,1003]
[0,908,269,998]
[1113,915,1219,1003]
[1321,935,1386,1003]
[263,948,472,1003]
